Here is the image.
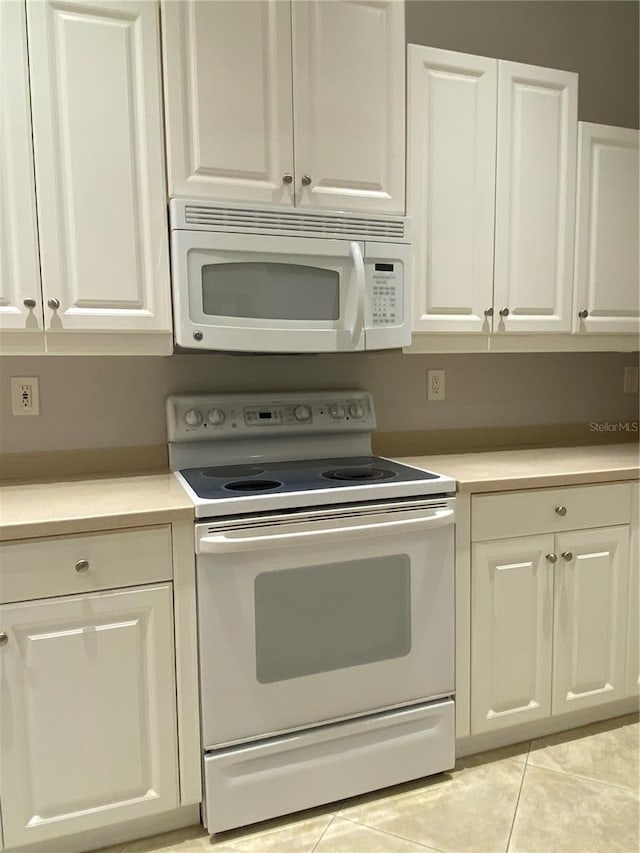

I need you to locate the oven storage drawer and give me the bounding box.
[202,699,455,834]
[0,525,173,604]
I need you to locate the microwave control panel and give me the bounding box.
[365,261,403,327]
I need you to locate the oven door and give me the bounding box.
[172,230,366,352]
[195,499,455,749]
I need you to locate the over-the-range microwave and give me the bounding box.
[169,199,412,353]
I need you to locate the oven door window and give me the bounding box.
[254,555,411,684]
[201,262,340,321]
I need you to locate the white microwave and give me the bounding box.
[169,200,412,353]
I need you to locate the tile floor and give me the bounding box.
[100,713,639,853]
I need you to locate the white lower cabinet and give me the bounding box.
[627,483,640,696]
[0,584,179,848]
[0,524,195,850]
[470,483,633,735]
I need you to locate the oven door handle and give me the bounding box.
[198,508,454,553]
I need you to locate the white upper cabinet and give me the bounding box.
[26,0,171,345]
[162,0,295,206]
[0,1,43,345]
[573,122,639,335]
[162,0,405,215]
[494,62,578,333]
[291,0,405,213]
[408,46,497,333]
[408,47,579,338]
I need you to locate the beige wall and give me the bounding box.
[406,0,639,128]
[1,1,639,457]
[0,352,637,453]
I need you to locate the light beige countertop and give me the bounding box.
[397,443,640,494]
[0,472,194,541]
[1,444,638,542]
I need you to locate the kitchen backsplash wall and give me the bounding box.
[0,352,637,454]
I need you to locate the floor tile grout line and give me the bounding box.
[310,813,336,852]
[523,760,640,795]
[504,750,529,853]
[336,813,448,852]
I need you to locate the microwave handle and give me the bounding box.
[349,241,365,345]
[199,508,454,554]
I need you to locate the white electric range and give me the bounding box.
[167,390,456,835]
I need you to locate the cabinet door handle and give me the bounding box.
[555,505,567,517]
[561,551,573,561]
[484,307,494,317]
[301,174,312,186]
[546,553,558,563]
[75,559,90,573]
[0,632,8,646]
[47,297,60,310]
[23,297,37,309]
[282,172,293,185]
[499,307,509,317]
[578,309,589,319]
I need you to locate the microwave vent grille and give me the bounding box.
[182,204,406,240]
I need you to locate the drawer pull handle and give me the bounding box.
[546,553,558,564]
[561,551,573,561]
[499,307,510,317]
[0,632,8,646]
[484,307,494,317]
[75,559,90,573]
[301,174,312,187]
[555,505,567,517]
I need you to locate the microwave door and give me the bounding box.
[171,231,365,353]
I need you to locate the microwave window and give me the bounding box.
[201,262,340,321]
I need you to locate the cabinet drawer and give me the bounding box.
[0,526,172,603]
[472,482,632,542]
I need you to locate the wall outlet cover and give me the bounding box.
[11,376,40,416]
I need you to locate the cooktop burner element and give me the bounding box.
[166,391,456,517]
[321,466,396,481]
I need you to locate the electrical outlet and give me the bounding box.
[623,366,639,394]
[427,369,445,401]
[11,377,40,416]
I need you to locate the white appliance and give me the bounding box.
[169,200,411,353]
[167,391,455,834]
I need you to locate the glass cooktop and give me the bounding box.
[179,455,439,501]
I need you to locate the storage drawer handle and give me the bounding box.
[561,551,573,561]
[546,553,558,563]
[555,505,567,517]
[75,558,90,573]
[0,632,8,647]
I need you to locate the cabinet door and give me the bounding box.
[26,0,171,335]
[573,123,639,334]
[0,0,44,347]
[0,584,179,848]
[553,526,630,715]
[292,0,405,214]
[471,535,554,734]
[494,62,577,333]
[408,46,496,333]
[162,0,294,205]
[627,484,639,696]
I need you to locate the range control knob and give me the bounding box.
[293,404,312,422]
[349,402,365,419]
[184,409,203,427]
[207,408,225,426]
[329,403,346,420]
